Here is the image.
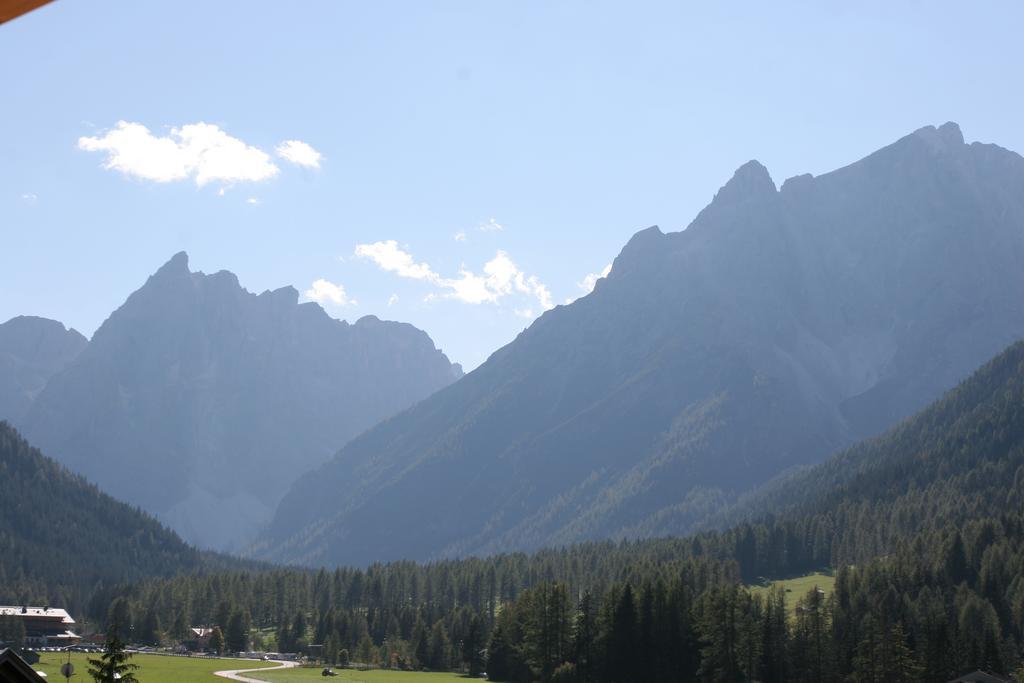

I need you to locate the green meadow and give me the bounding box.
[749,571,837,617]
[35,651,279,682]
[248,667,471,683]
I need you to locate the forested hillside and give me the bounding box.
[714,338,1024,573]
[261,122,1024,567]
[0,422,245,614]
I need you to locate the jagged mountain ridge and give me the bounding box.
[257,122,1024,566]
[0,316,86,423]
[20,253,462,550]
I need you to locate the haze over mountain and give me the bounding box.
[18,253,462,550]
[0,316,86,423]
[258,122,1024,567]
[712,337,1024,569]
[0,421,228,611]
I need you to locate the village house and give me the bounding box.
[0,606,81,648]
[184,627,215,652]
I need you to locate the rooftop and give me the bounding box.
[0,607,75,624]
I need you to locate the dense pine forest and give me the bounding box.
[76,509,1024,681]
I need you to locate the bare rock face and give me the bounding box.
[259,122,1024,567]
[20,254,461,550]
[0,316,86,423]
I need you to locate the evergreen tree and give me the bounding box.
[88,624,139,683]
[697,586,740,683]
[463,613,485,676]
[106,597,133,642]
[428,619,451,670]
[171,609,189,642]
[572,590,598,683]
[225,610,249,652]
[604,584,637,683]
[208,625,225,654]
[139,607,161,646]
[356,633,376,665]
[276,621,293,653]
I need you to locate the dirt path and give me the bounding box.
[214,659,298,682]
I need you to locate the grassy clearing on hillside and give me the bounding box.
[35,651,278,682]
[248,666,470,683]
[749,571,836,616]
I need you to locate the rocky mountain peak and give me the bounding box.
[912,121,965,150]
[153,251,190,278]
[713,160,777,205]
[18,254,464,550]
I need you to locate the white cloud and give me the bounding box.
[453,231,467,242]
[304,278,355,306]
[355,241,552,312]
[565,264,613,304]
[78,121,280,187]
[579,263,612,294]
[21,193,37,203]
[478,217,504,232]
[387,293,399,307]
[246,197,260,205]
[354,240,441,282]
[276,140,322,169]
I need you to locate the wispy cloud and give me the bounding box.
[78,121,320,189]
[276,140,322,169]
[304,278,356,307]
[478,217,503,232]
[355,240,441,281]
[453,231,467,242]
[21,193,38,203]
[566,264,612,303]
[355,240,552,313]
[579,264,612,294]
[387,293,399,307]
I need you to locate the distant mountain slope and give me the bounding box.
[715,339,1024,565]
[20,253,462,550]
[0,422,220,611]
[0,316,86,423]
[258,122,1024,566]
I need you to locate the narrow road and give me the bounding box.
[214,659,299,682]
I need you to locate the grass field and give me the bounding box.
[749,571,836,617]
[35,651,279,682]
[248,667,471,683]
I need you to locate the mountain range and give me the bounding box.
[257,122,1024,566]
[3,253,462,549]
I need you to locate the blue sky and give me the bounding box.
[2,1,1023,369]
